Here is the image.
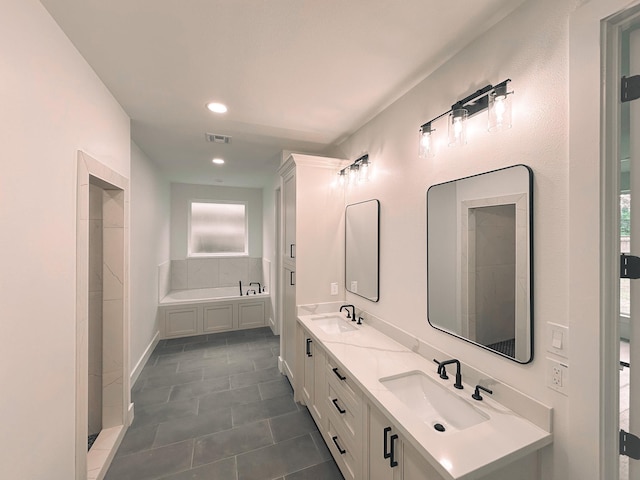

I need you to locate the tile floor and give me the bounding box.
[104,327,344,480]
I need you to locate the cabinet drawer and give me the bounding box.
[326,382,361,441]
[327,417,359,480]
[326,356,361,409]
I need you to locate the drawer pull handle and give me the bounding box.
[306,338,312,357]
[389,434,399,467]
[332,435,346,455]
[332,367,346,381]
[332,398,346,414]
[383,427,392,460]
[290,271,295,286]
[290,243,295,259]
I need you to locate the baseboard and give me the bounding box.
[130,331,160,386]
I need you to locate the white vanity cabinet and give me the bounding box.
[297,327,327,426]
[367,404,442,480]
[277,154,346,385]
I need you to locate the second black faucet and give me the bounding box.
[340,304,356,321]
[434,358,464,389]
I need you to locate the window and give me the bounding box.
[189,201,248,256]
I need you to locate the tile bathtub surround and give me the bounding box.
[170,257,263,291]
[105,327,343,480]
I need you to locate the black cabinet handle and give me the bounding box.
[332,367,346,381]
[332,435,346,455]
[306,338,312,357]
[383,427,392,460]
[332,398,346,414]
[290,243,295,258]
[290,271,295,286]
[390,434,399,467]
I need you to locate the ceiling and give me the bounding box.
[40,0,524,188]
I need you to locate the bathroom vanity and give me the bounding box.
[295,307,552,480]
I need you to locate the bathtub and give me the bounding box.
[158,286,271,338]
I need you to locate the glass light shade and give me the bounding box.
[348,164,359,185]
[448,108,468,147]
[358,160,370,182]
[337,170,347,187]
[418,126,435,158]
[488,90,512,132]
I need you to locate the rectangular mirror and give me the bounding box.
[346,199,380,302]
[427,165,533,363]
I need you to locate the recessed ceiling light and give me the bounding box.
[206,102,228,113]
[212,158,225,165]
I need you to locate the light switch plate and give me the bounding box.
[547,322,569,358]
[330,282,338,295]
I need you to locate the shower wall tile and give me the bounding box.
[103,189,125,228]
[219,258,249,286]
[188,258,219,289]
[103,227,125,301]
[89,184,103,220]
[248,258,262,284]
[158,261,171,300]
[171,260,188,290]
[103,298,124,429]
[89,219,103,293]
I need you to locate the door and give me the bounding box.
[621,21,640,480]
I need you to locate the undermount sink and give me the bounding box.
[311,314,358,334]
[379,371,488,432]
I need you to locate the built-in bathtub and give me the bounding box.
[158,286,271,338]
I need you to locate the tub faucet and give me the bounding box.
[340,304,356,321]
[249,282,262,293]
[434,358,464,389]
[247,289,256,295]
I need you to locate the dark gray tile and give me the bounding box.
[310,431,332,462]
[254,356,278,371]
[133,398,198,428]
[105,439,193,480]
[169,376,230,401]
[139,363,179,379]
[202,358,255,379]
[198,385,262,414]
[152,343,186,355]
[159,457,236,480]
[154,408,233,447]
[285,460,344,480]
[230,366,281,389]
[228,345,275,363]
[192,420,273,466]
[115,424,158,456]
[144,369,203,389]
[270,409,318,443]
[164,334,209,346]
[133,385,172,406]
[184,336,227,351]
[155,349,205,366]
[232,394,298,427]
[236,434,324,480]
[177,355,228,373]
[259,377,293,400]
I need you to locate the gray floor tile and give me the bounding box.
[254,356,278,371]
[144,369,203,388]
[270,409,318,443]
[105,439,194,480]
[285,460,344,480]
[139,363,179,379]
[193,420,273,466]
[232,394,298,427]
[228,345,275,363]
[164,334,209,346]
[236,434,324,480]
[310,431,333,462]
[177,354,229,373]
[259,377,293,400]
[202,358,255,380]
[155,349,205,366]
[230,366,281,389]
[159,457,237,480]
[153,407,233,447]
[198,385,262,414]
[169,376,230,401]
[133,398,198,428]
[133,385,172,406]
[115,424,158,456]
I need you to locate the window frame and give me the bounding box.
[187,199,249,258]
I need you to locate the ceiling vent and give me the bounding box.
[205,133,232,144]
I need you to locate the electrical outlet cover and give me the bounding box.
[546,357,569,395]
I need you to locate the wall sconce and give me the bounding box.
[337,154,370,187]
[418,79,512,157]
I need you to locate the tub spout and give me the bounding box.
[250,282,262,293]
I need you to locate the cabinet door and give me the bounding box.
[402,439,441,480]
[302,334,315,405]
[282,168,296,264]
[164,306,200,338]
[238,301,265,328]
[282,265,296,382]
[202,303,234,333]
[368,405,397,480]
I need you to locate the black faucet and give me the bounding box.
[472,385,493,401]
[340,304,356,321]
[247,289,256,295]
[434,359,464,389]
[249,282,262,293]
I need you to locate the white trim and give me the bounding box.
[130,330,160,387]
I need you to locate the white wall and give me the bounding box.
[130,142,170,373]
[0,1,130,478]
[170,183,263,260]
[331,0,576,477]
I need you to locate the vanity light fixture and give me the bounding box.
[418,79,512,157]
[337,154,370,187]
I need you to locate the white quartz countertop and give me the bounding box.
[297,312,553,480]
